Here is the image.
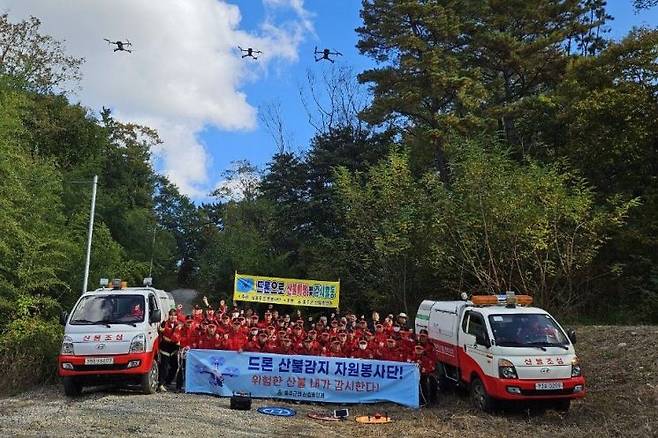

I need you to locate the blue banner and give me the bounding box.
[185,350,420,408]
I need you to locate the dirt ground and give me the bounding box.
[0,326,656,437]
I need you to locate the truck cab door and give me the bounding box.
[459,311,494,381]
[147,294,159,350]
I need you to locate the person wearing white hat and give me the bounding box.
[396,312,409,329]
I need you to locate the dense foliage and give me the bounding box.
[0,0,656,391]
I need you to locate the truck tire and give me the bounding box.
[470,377,495,412]
[553,399,571,413]
[63,377,82,397]
[140,359,159,394]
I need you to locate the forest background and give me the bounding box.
[0,0,656,392]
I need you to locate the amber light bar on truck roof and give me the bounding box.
[471,292,533,307]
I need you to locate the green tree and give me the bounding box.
[335,150,437,313]
[0,14,83,93]
[356,0,609,181]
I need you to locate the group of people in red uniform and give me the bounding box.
[157,300,438,404]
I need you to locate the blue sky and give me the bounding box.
[4,0,652,200]
[200,0,658,202]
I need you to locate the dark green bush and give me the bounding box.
[0,317,63,394]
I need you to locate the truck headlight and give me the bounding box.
[571,357,582,377]
[61,335,74,355]
[498,358,518,379]
[129,334,146,353]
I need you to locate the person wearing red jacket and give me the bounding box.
[373,324,387,345]
[297,337,320,356]
[318,331,331,349]
[276,336,295,355]
[257,311,273,329]
[351,339,374,360]
[378,338,404,362]
[223,320,247,351]
[192,305,204,323]
[354,319,368,338]
[416,329,437,362]
[174,317,197,391]
[198,325,224,350]
[290,325,305,344]
[175,304,186,323]
[157,309,180,391]
[398,329,415,357]
[324,339,343,357]
[413,345,438,405]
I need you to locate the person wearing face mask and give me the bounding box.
[244,329,265,352]
[351,339,374,359]
[392,324,402,340]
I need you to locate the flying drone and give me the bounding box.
[314,46,342,63]
[238,46,262,60]
[104,38,132,53]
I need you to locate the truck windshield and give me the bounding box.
[488,313,569,348]
[70,294,145,325]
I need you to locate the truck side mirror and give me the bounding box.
[59,311,68,326]
[149,309,162,324]
[475,333,491,348]
[567,328,577,344]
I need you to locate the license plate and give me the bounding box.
[535,381,563,390]
[84,357,114,365]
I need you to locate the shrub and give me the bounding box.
[0,317,63,394]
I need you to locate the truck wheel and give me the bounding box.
[63,377,82,397]
[553,399,571,413]
[470,377,495,412]
[140,359,159,394]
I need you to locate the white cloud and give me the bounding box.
[0,0,313,197]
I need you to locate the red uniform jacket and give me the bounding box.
[224,333,247,351]
[351,347,374,360]
[198,334,223,350]
[379,347,404,362]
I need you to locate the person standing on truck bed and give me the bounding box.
[157,309,180,392]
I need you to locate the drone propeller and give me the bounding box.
[124,39,132,46]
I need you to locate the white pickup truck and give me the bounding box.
[58,278,175,396]
[416,293,585,412]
